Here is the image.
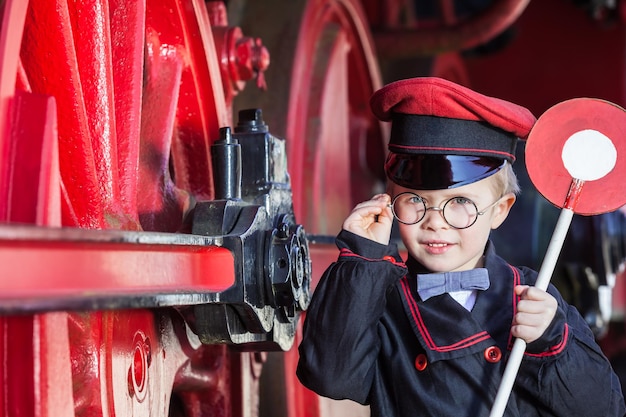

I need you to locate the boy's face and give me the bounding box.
[391,176,515,272]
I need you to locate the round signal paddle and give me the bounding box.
[490,98,626,417]
[525,98,626,215]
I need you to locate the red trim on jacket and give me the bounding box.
[338,248,406,267]
[507,265,522,348]
[524,324,569,358]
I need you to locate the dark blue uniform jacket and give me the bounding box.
[297,230,626,417]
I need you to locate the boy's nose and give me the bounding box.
[421,206,449,229]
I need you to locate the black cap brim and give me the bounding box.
[385,153,505,190]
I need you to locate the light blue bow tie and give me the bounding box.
[417,268,490,301]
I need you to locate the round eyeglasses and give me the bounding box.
[388,192,501,229]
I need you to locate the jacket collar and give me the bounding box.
[399,241,519,361]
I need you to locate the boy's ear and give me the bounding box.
[490,193,516,229]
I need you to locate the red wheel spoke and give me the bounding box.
[67,0,123,225]
[22,0,103,228]
[139,36,188,232]
[109,0,145,222]
[0,0,28,221]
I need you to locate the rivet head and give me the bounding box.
[128,331,151,402]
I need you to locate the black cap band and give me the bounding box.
[389,115,518,162]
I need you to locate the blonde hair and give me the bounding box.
[491,161,520,196]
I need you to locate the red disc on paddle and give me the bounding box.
[525,98,626,215]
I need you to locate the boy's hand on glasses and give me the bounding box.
[343,194,393,246]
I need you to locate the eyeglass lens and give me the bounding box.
[391,192,479,229]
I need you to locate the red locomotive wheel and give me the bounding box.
[0,0,384,416]
[0,1,260,416]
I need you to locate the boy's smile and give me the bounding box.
[422,240,455,255]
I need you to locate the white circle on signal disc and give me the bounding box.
[561,129,617,181]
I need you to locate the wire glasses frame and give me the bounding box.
[388,192,502,229]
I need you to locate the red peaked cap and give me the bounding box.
[369,77,537,189]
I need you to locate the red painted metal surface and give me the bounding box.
[0,0,28,223]
[110,0,144,224]
[145,0,225,205]
[6,91,61,226]
[0,1,271,416]
[3,0,244,287]
[209,2,270,108]
[0,229,235,298]
[1,313,75,416]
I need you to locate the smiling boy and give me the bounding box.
[296,77,625,416]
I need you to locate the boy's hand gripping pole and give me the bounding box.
[489,98,626,417]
